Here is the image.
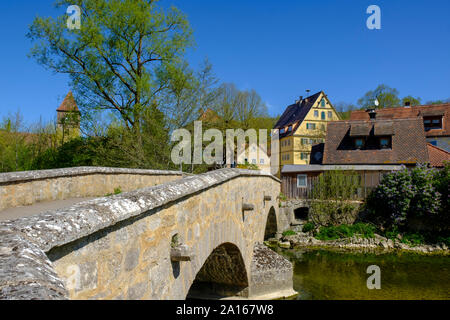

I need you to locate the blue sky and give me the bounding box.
[0,0,449,124]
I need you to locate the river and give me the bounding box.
[274,247,450,300]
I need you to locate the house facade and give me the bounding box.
[236,143,271,174]
[282,108,450,199]
[273,91,340,175]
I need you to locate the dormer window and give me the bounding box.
[424,116,442,131]
[354,138,365,149]
[379,137,391,149]
[288,125,292,132]
[280,128,285,134]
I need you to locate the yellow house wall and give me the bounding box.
[278,92,340,170]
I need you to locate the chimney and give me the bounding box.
[366,108,377,120]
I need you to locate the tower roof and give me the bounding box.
[57,91,79,112]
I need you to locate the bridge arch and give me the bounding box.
[186,243,248,299]
[264,206,278,240]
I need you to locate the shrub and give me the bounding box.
[366,164,441,230]
[282,230,296,237]
[315,223,376,241]
[302,222,315,233]
[310,170,361,226]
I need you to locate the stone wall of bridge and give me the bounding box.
[0,167,183,212]
[0,169,293,300]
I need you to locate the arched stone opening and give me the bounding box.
[187,243,249,299]
[294,207,309,221]
[264,207,278,241]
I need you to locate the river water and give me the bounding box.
[275,248,450,300]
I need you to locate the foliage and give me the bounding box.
[310,170,361,226]
[106,187,122,197]
[278,192,287,202]
[366,165,442,230]
[432,162,450,227]
[282,230,296,237]
[315,223,376,241]
[357,84,401,109]
[302,222,315,233]
[236,163,259,170]
[401,96,421,106]
[28,0,193,133]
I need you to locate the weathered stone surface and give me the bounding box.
[249,244,296,298]
[0,168,283,300]
[0,167,183,212]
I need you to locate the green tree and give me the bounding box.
[402,96,421,107]
[357,84,400,109]
[27,0,193,135]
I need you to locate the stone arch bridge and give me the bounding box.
[0,168,295,300]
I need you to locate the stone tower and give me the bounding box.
[56,91,81,141]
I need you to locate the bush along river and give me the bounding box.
[265,225,449,300]
[269,245,450,300]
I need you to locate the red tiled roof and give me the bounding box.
[350,103,450,137]
[57,91,79,112]
[323,118,429,165]
[427,143,450,167]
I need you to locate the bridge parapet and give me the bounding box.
[0,167,184,212]
[0,169,286,300]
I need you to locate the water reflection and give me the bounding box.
[275,247,450,300]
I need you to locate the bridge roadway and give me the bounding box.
[0,197,95,221]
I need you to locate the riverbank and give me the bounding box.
[266,230,449,255]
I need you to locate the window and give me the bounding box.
[321,99,326,107]
[306,123,316,130]
[379,137,391,149]
[321,112,326,120]
[280,128,285,134]
[314,110,319,117]
[320,124,325,130]
[424,116,443,130]
[260,158,265,164]
[354,138,365,149]
[301,138,309,145]
[301,153,309,160]
[288,125,292,132]
[297,174,307,188]
[328,111,332,119]
[252,159,256,164]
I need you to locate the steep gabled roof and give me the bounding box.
[350,103,450,137]
[274,91,323,137]
[323,118,429,165]
[427,143,450,167]
[57,91,79,112]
